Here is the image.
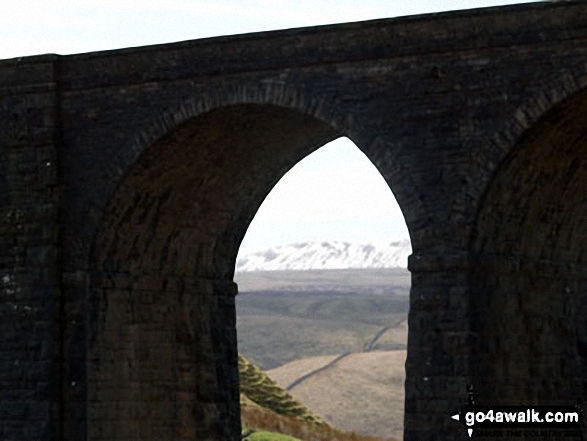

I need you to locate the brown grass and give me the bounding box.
[241,405,398,441]
[267,350,407,440]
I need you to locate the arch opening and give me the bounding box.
[470,87,587,405]
[233,138,411,440]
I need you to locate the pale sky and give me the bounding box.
[1,0,539,254]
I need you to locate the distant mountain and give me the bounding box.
[235,240,411,272]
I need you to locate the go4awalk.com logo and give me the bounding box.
[451,405,583,438]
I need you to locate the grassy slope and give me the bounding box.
[244,429,301,441]
[239,354,397,441]
[267,350,406,440]
[242,406,397,441]
[239,355,326,425]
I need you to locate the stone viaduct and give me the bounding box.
[1,1,587,440]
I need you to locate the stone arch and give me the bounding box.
[117,82,425,250]
[469,82,587,407]
[99,81,427,252]
[490,69,587,162]
[86,92,417,439]
[446,68,587,251]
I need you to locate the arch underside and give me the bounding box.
[471,88,587,406]
[93,104,340,279]
[87,104,343,439]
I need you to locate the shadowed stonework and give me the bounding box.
[1,2,587,440]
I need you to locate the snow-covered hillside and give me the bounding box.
[235,240,412,272]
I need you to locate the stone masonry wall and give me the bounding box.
[83,273,239,440]
[0,55,62,440]
[2,2,587,440]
